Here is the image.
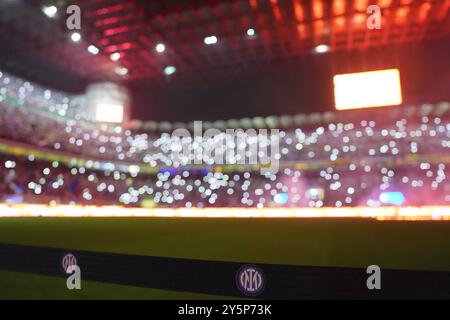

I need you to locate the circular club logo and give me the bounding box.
[236,265,265,296]
[61,253,78,272]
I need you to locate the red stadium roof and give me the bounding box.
[0,0,448,87]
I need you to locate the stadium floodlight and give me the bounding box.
[156,43,166,53]
[42,5,57,18]
[71,32,81,42]
[333,69,402,110]
[110,52,121,61]
[314,44,330,53]
[88,45,99,55]
[204,35,218,45]
[95,103,124,123]
[247,28,256,37]
[164,66,176,75]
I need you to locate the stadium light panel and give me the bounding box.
[95,103,124,123]
[110,52,121,61]
[204,36,218,45]
[164,66,176,75]
[247,28,256,37]
[42,5,57,18]
[334,69,402,110]
[314,44,330,53]
[156,43,166,53]
[71,32,81,42]
[115,67,128,76]
[88,45,99,55]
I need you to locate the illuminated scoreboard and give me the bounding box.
[95,103,125,124]
[333,69,402,110]
[87,82,129,124]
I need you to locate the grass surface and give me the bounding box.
[0,270,233,299]
[1,217,450,271]
[1,217,450,299]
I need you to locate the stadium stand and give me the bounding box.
[1,70,448,209]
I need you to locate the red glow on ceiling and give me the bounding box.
[297,24,309,39]
[314,20,325,37]
[94,16,121,27]
[354,0,368,12]
[353,13,366,25]
[104,42,133,53]
[249,0,257,10]
[95,4,126,16]
[104,26,130,36]
[270,0,282,22]
[334,16,346,32]
[437,1,449,20]
[378,0,392,8]
[313,0,324,19]
[396,7,410,24]
[27,0,446,82]
[417,2,432,22]
[333,0,346,16]
[293,0,304,22]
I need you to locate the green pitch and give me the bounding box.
[0,270,234,300]
[0,217,450,299]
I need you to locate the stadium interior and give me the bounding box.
[0,0,449,300]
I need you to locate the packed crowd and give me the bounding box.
[1,152,448,208]
[0,70,89,121]
[1,70,449,167]
[0,70,449,208]
[1,98,449,167]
